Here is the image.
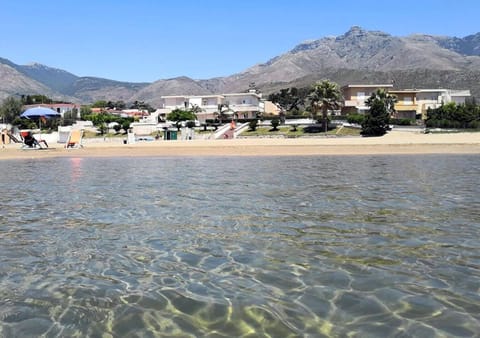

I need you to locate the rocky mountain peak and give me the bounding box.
[344,25,366,37]
[337,26,391,41]
[2,27,480,103]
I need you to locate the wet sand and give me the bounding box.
[1,131,479,160]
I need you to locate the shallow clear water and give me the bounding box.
[0,155,479,337]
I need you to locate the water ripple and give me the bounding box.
[0,155,479,336]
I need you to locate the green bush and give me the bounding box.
[248,119,258,131]
[271,118,280,131]
[186,121,196,128]
[426,102,480,129]
[347,113,365,125]
[468,120,480,129]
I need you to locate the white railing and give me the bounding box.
[234,123,250,138]
[211,124,232,139]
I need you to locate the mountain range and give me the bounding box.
[1,26,480,107]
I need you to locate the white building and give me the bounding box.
[159,91,264,123]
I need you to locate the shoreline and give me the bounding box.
[1,131,479,160]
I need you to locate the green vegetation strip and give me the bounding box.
[241,126,360,137]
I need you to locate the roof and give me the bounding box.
[23,103,80,109]
[388,90,419,94]
[223,92,262,98]
[188,95,224,99]
[389,89,471,97]
[342,84,394,89]
[160,95,189,99]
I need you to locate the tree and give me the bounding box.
[21,94,52,105]
[61,110,77,126]
[361,89,396,137]
[92,100,109,108]
[271,118,280,131]
[130,100,155,112]
[114,100,126,110]
[307,80,341,134]
[121,118,133,134]
[426,101,480,129]
[217,103,233,122]
[268,87,311,115]
[189,104,203,115]
[113,124,122,134]
[248,119,258,131]
[98,123,108,135]
[80,106,92,119]
[167,109,197,130]
[0,96,23,123]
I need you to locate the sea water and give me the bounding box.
[0,155,479,337]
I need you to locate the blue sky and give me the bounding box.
[1,0,479,83]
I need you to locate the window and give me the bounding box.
[404,97,412,104]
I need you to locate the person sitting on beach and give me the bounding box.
[1,128,6,148]
[23,131,48,148]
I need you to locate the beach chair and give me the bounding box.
[20,131,48,149]
[65,129,84,148]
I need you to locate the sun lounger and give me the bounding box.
[65,129,84,148]
[20,131,48,149]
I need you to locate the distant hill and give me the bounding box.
[62,77,149,103]
[0,60,58,100]
[1,26,480,105]
[130,76,213,108]
[17,62,79,94]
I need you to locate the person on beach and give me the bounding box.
[23,131,48,148]
[1,129,6,148]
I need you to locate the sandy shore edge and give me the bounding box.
[1,131,479,160]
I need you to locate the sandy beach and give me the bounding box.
[1,130,479,160]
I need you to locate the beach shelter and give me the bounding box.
[21,106,61,128]
[21,106,61,140]
[21,106,61,120]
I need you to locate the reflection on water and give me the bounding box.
[1,155,479,337]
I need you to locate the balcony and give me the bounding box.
[344,100,366,107]
[395,103,418,111]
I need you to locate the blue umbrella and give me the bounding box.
[21,106,61,119]
[21,107,61,141]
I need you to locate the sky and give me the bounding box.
[1,0,479,83]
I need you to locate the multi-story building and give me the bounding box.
[388,89,419,119]
[390,89,471,119]
[159,91,263,123]
[223,92,262,120]
[342,85,471,120]
[341,84,394,115]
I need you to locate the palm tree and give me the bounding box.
[217,103,234,122]
[189,103,204,122]
[189,104,203,116]
[307,80,342,134]
[365,88,396,116]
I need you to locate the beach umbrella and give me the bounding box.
[21,106,61,119]
[21,106,61,140]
